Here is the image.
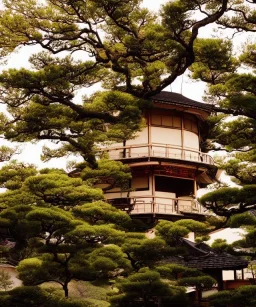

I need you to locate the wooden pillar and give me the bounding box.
[152,169,155,216]
[218,270,224,291]
[181,114,185,159]
[206,269,223,291]
[193,179,197,195]
[148,111,152,158]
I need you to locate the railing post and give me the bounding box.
[174,198,178,213]
[148,144,152,158]
[182,148,185,160]
[152,197,155,216]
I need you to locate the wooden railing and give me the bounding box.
[109,195,206,215]
[101,143,214,165]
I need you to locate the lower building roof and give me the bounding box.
[159,238,248,270]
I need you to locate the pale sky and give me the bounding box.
[208,227,247,245]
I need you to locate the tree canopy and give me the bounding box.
[0,162,215,306]
[0,0,239,166]
[0,0,256,306]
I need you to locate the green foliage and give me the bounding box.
[211,239,228,252]
[229,212,256,228]
[208,290,233,307]
[0,161,37,190]
[195,235,210,243]
[200,185,256,217]
[178,275,216,290]
[0,146,17,162]
[1,1,255,305]
[121,237,171,270]
[88,245,131,277]
[0,0,233,166]
[81,159,131,192]
[209,286,256,307]
[156,264,204,280]
[73,201,131,226]
[109,268,188,307]
[17,258,47,285]
[189,14,256,218]
[66,224,125,245]
[24,171,104,207]
[174,219,207,232]
[156,220,204,245]
[0,285,92,307]
[0,162,132,297]
[191,38,238,84]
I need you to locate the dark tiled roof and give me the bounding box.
[186,253,248,270]
[159,238,248,270]
[151,91,213,112]
[181,238,248,270]
[182,238,209,256]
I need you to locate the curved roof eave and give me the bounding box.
[151,91,213,113]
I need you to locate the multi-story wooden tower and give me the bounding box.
[103,92,217,221]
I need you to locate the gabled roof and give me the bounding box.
[159,238,248,270]
[151,91,213,113]
[181,238,248,270]
[186,252,248,270]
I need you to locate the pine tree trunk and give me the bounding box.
[63,283,69,297]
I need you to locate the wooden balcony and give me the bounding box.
[101,143,214,165]
[107,195,208,220]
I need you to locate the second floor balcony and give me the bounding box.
[107,195,208,221]
[101,143,214,165]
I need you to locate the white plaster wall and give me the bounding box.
[222,270,253,281]
[155,191,176,198]
[105,176,152,201]
[183,131,199,149]
[107,128,148,158]
[151,127,182,146]
[126,128,148,145]
[107,126,200,160]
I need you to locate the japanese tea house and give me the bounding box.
[161,238,249,306]
[102,91,217,221]
[180,238,249,291]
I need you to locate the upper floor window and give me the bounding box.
[151,112,198,134]
[151,114,181,128]
[184,114,198,133]
[131,176,149,191]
